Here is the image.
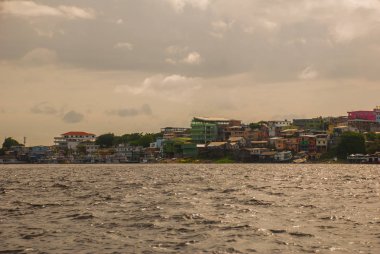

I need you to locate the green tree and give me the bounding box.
[110,132,163,148]
[366,141,380,154]
[95,133,115,148]
[126,133,143,146]
[366,132,377,141]
[112,135,122,145]
[2,137,20,150]
[249,123,261,130]
[336,132,366,159]
[138,133,159,147]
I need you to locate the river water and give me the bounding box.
[0,164,379,253]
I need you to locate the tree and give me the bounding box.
[95,132,163,148]
[95,133,115,148]
[118,132,163,147]
[365,132,377,141]
[336,132,366,159]
[249,123,261,130]
[138,133,157,147]
[366,141,380,154]
[126,133,143,146]
[365,132,380,154]
[2,137,20,150]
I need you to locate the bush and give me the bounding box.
[336,132,366,159]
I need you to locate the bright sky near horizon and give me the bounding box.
[0,0,379,145]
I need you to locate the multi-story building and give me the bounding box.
[348,111,376,121]
[293,117,326,131]
[268,120,292,137]
[325,116,348,134]
[299,135,317,153]
[286,137,300,153]
[28,146,53,163]
[163,138,197,158]
[316,134,329,153]
[251,124,270,141]
[54,131,96,150]
[274,138,287,151]
[161,127,190,140]
[375,106,380,123]
[347,107,380,132]
[227,125,255,140]
[114,144,144,162]
[83,142,99,154]
[190,117,241,144]
[274,151,293,162]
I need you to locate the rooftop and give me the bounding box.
[193,116,234,122]
[281,129,299,133]
[207,142,227,147]
[62,131,95,136]
[228,137,244,142]
[229,126,243,129]
[251,141,268,144]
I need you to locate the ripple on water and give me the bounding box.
[0,164,379,253]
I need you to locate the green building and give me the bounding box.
[163,138,197,158]
[190,117,241,144]
[293,117,327,131]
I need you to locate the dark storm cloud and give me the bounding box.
[107,104,152,117]
[62,110,84,123]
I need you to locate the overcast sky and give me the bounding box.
[1,0,380,145]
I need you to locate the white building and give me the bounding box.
[316,134,329,152]
[54,131,96,150]
[84,143,99,154]
[274,151,293,162]
[268,120,292,137]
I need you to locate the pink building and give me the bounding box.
[348,111,376,122]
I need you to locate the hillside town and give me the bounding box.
[1,106,380,164]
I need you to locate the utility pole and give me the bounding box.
[23,137,27,146]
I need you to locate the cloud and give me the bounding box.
[58,5,94,19]
[62,111,84,123]
[107,104,152,117]
[116,19,124,25]
[166,45,189,55]
[210,20,234,38]
[141,104,152,115]
[0,1,95,19]
[3,0,380,83]
[182,51,202,65]
[165,0,210,13]
[165,46,201,65]
[31,102,59,115]
[114,42,134,50]
[21,48,58,65]
[114,74,202,100]
[36,28,65,38]
[298,66,319,80]
[165,58,177,65]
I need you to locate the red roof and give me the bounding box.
[62,131,95,136]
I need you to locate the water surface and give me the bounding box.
[0,164,379,253]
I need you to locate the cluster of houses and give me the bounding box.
[0,131,148,164]
[1,106,380,164]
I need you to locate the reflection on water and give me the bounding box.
[0,164,379,253]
